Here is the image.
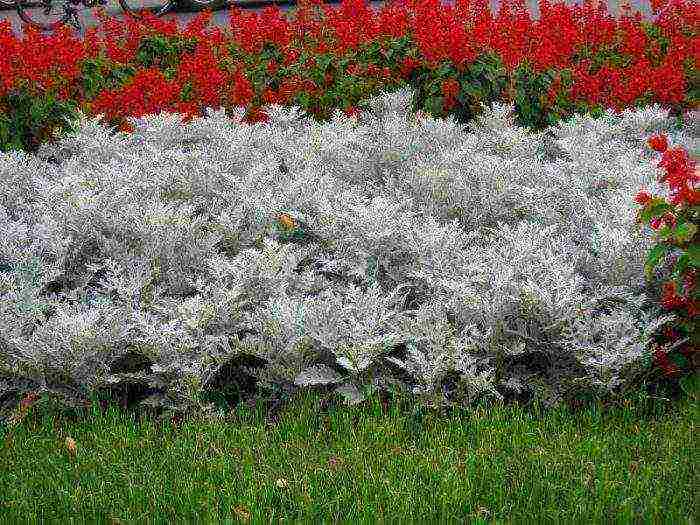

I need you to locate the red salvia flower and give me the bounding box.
[633,190,653,205]
[647,134,668,153]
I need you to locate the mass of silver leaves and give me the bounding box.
[0,85,695,418]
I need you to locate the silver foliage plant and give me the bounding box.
[0,85,689,418]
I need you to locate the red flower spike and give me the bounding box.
[662,212,677,229]
[633,190,653,206]
[648,134,669,153]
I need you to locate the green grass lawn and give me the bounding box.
[0,376,697,523]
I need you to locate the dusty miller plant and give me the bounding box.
[0,85,690,418]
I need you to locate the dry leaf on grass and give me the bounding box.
[629,461,639,475]
[233,505,251,522]
[65,436,77,458]
[275,478,289,488]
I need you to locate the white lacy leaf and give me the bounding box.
[294,364,343,386]
[336,356,373,373]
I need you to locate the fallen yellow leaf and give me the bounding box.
[233,505,251,522]
[65,436,77,457]
[275,478,288,488]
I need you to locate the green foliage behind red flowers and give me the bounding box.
[0,0,698,151]
[0,0,697,384]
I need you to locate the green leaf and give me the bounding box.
[644,243,671,279]
[670,353,689,369]
[424,96,444,115]
[656,225,673,238]
[670,222,697,244]
[470,62,484,75]
[687,245,700,267]
[295,92,311,108]
[437,62,453,77]
[315,54,334,72]
[672,253,691,276]
[462,83,484,99]
[638,200,673,223]
[318,91,336,109]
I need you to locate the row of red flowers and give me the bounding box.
[0,0,697,141]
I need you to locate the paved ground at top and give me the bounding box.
[1,0,655,39]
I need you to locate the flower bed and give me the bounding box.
[0,85,697,420]
[0,0,697,419]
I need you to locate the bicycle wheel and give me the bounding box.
[118,0,176,18]
[16,0,72,31]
